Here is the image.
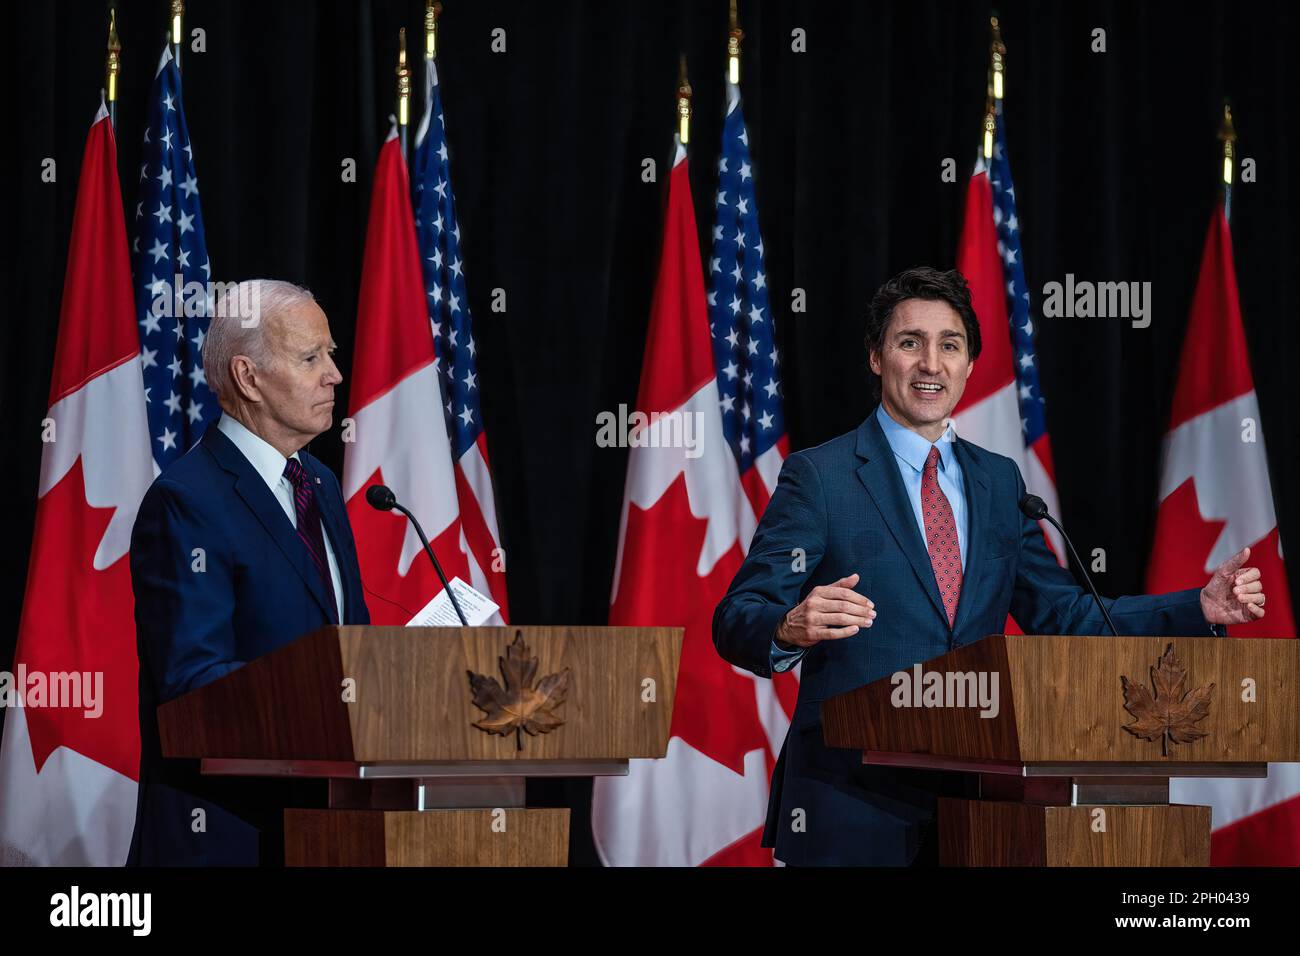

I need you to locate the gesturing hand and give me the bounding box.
[1200,546,1266,626]
[775,573,876,649]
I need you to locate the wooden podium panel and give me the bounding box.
[823,635,1298,867]
[158,626,682,866]
[939,800,1211,866]
[159,625,682,762]
[823,635,1300,763]
[284,809,570,867]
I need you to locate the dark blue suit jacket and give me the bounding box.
[713,410,1213,866]
[127,421,369,866]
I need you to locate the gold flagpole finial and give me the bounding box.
[677,54,693,145]
[106,7,121,107]
[397,28,411,129]
[425,1,443,61]
[983,15,1005,159]
[990,15,1006,101]
[1218,101,1236,186]
[728,0,744,86]
[170,0,185,71]
[982,95,996,159]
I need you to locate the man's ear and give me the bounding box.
[868,348,881,377]
[229,355,262,404]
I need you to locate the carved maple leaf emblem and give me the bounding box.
[1121,643,1215,756]
[467,632,571,749]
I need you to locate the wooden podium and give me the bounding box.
[157,625,683,866]
[822,635,1300,866]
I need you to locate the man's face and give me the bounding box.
[868,298,974,435]
[257,300,342,446]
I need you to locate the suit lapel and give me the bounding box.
[305,454,354,624]
[854,414,949,626]
[202,426,337,624]
[951,437,991,637]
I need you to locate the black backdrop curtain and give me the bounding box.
[3,0,1297,866]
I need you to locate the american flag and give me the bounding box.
[132,46,214,470]
[708,84,786,503]
[415,63,481,450]
[412,60,509,615]
[987,100,1047,447]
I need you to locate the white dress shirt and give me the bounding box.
[217,414,345,622]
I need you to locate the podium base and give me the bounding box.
[284,808,570,866]
[938,799,1211,866]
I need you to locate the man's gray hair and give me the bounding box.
[203,279,316,406]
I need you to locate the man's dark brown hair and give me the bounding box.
[864,267,982,399]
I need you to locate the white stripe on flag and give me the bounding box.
[1172,766,1300,831]
[0,708,137,866]
[952,381,1065,560]
[593,739,770,867]
[753,442,784,498]
[343,362,460,574]
[458,438,503,549]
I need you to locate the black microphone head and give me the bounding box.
[366,484,397,512]
[1019,493,1048,521]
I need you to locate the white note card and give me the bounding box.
[405,577,500,627]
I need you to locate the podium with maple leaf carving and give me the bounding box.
[156,625,683,866]
[822,634,1300,866]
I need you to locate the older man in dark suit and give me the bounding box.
[128,279,370,866]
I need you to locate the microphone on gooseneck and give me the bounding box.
[1018,493,1120,638]
[366,484,469,627]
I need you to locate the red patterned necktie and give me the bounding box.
[283,457,338,621]
[922,445,963,628]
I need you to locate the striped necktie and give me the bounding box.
[922,445,963,628]
[283,457,338,622]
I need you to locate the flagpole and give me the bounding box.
[677,54,692,145]
[397,28,411,158]
[983,15,1005,159]
[170,0,184,72]
[105,5,121,131]
[425,0,442,62]
[727,0,743,85]
[1219,100,1236,226]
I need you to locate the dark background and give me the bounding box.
[3,0,1297,865]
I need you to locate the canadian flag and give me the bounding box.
[0,102,153,865]
[1150,200,1298,865]
[342,129,475,622]
[590,136,796,866]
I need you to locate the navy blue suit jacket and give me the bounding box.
[127,422,369,866]
[713,410,1213,866]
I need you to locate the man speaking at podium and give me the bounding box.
[713,267,1267,867]
[127,280,370,866]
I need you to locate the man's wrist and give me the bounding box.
[774,611,798,651]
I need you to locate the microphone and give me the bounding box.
[366,484,469,627]
[1018,494,1119,638]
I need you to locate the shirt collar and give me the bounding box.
[874,402,958,476]
[216,413,301,492]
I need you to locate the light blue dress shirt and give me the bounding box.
[770,403,970,672]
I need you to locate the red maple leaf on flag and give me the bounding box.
[18,457,139,779]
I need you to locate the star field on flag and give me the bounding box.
[132,47,215,470]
